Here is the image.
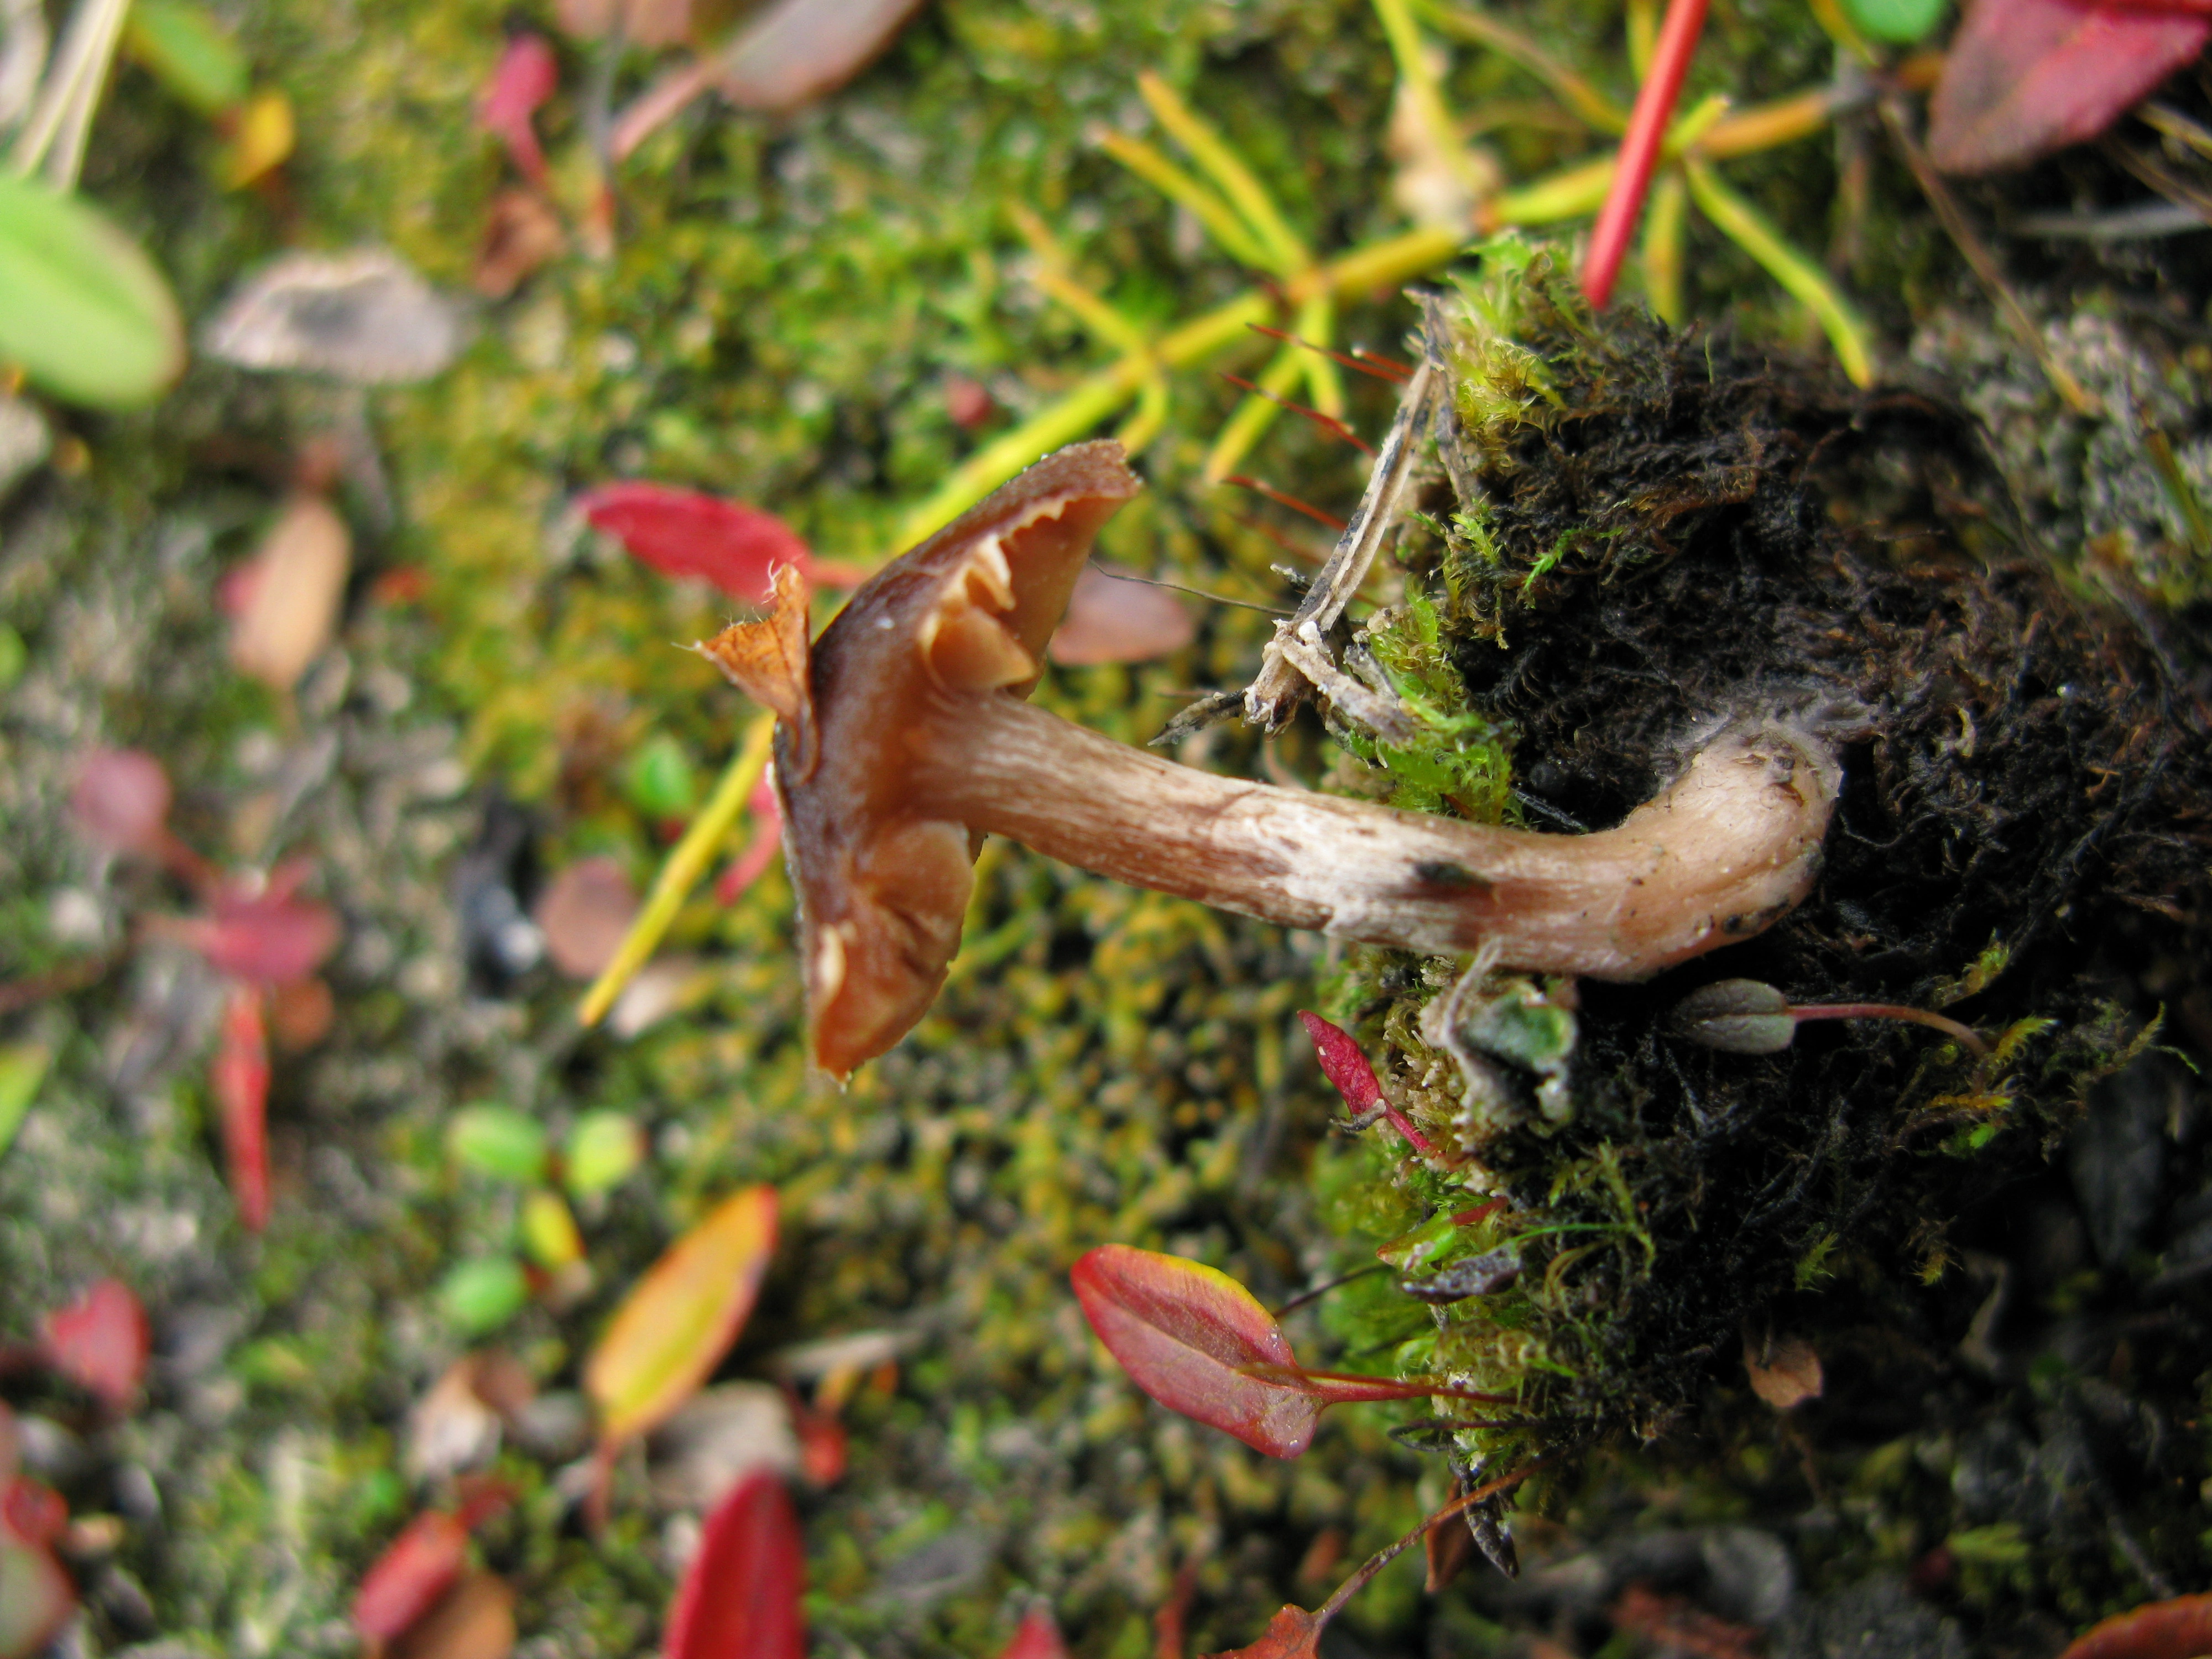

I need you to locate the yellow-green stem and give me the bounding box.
[1683,158,1874,386]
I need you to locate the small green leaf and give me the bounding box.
[1841,0,1945,45]
[446,1103,550,1183]
[437,1257,531,1335]
[623,733,699,818]
[520,1189,583,1269]
[0,176,185,409]
[563,1110,645,1196]
[0,623,25,690]
[124,0,251,116]
[0,1042,51,1160]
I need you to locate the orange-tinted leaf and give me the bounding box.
[40,1279,149,1413]
[2060,1593,2212,1659]
[996,1606,1068,1659]
[1205,1605,1323,1659]
[1047,564,1194,666]
[228,492,351,692]
[478,32,558,186]
[587,1185,779,1445]
[662,1472,805,1659]
[390,1571,517,1659]
[1070,1244,1321,1458]
[211,985,270,1232]
[581,482,815,604]
[1927,0,2209,175]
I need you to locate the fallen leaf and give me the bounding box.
[180,878,342,986]
[210,985,270,1232]
[0,173,186,410]
[352,1489,510,1645]
[1047,564,1195,666]
[1927,0,2210,175]
[39,1280,150,1413]
[228,492,351,692]
[1609,1583,1764,1659]
[1743,1333,1823,1411]
[586,1185,779,1446]
[68,749,172,859]
[477,33,559,187]
[1204,1605,1324,1659]
[1070,1244,1322,1459]
[996,1606,1068,1659]
[534,857,640,980]
[646,1382,802,1510]
[714,0,926,113]
[216,89,295,189]
[472,188,565,299]
[2059,1592,2212,1659]
[579,481,814,604]
[661,1473,806,1659]
[202,248,464,384]
[390,1571,517,1659]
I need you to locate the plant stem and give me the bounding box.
[1582,0,1708,309]
[1788,1001,1988,1056]
[1314,1459,1545,1621]
[578,709,777,1027]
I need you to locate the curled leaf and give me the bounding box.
[0,174,185,410]
[39,1280,150,1412]
[1927,0,2210,175]
[1296,1011,1436,1154]
[661,1472,806,1659]
[586,1185,779,1446]
[1070,1244,1320,1458]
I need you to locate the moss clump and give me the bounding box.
[1314,243,2211,1576]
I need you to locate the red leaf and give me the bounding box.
[1296,1012,1437,1156]
[39,1279,150,1412]
[661,1472,806,1659]
[180,878,342,986]
[580,483,817,604]
[68,748,171,859]
[1204,1605,1324,1659]
[995,1607,1068,1659]
[2060,1593,2212,1659]
[211,985,270,1232]
[1,1479,66,1550]
[1927,0,2210,174]
[478,33,558,187]
[354,1491,511,1646]
[0,1470,75,1659]
[1070,1244,1322,1458]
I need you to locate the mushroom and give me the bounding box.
[700,440,1845,1080]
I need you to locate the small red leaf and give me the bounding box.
[68,748,172,859]
[2060,1593,2212,1659]
[354,1491,510,1646]
[180,878,342,987]
[1204,1605,1324,1659]
[661,1472,806,1659]
[995,1606,1068,1659]
[1296,1013,1437,1156]
[1,1479,66,1550]
[1070,1244,1321,1458]
[580,483,817,604]
[0,1472,75,1659]
[478,33,558,187]
[39,1280,150,1412]
[211,985,270,1232]
[1927,0,2210,175]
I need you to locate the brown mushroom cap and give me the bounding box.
[700,440,1142,1079]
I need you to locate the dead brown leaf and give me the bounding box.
[472,189,565,299]
[229,493,351,692]
[1743,1331,1823,1411]
[389,1572,517,1659]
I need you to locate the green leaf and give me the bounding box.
[562,1110,645,1196]
[0,175,185,409]
[124,0,251,116]
[446,1102,550,1183]
[1841,0,1945,45]
[437,1257,531,1335]
[0,1042,50,1160]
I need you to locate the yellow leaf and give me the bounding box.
[585,1185,778,1445]
[219,90,295,189]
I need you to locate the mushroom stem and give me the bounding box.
[907,693,1840,981]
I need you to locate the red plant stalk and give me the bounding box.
[211,985,271,1232]
[1582,0,1709,310]
[1243,1364,1515,1407]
